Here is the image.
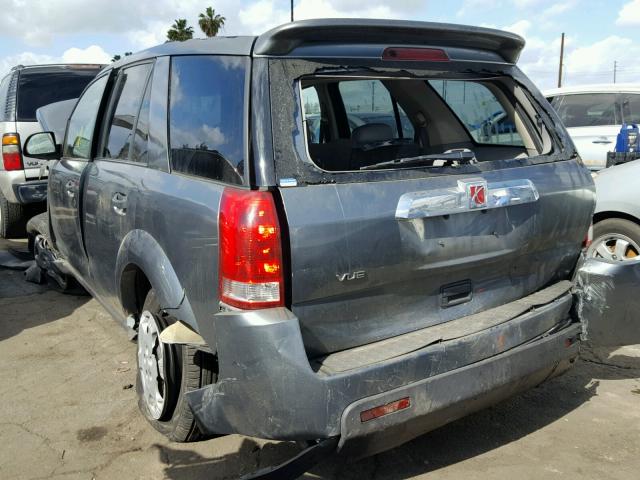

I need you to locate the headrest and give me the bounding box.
[351,123,393,147]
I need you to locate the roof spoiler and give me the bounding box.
[254,19,525,64]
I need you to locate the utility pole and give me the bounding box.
[614,61,617,84]
[557,32,565,88]
[290,0,294,22]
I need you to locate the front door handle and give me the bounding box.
[592,137,613,144]
[112,192,127,216]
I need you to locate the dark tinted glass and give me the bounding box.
[130,77,152,164]
[64,75,108,159]
[102,64,152,161]
[17,68,100,121]
[169,55,247,184]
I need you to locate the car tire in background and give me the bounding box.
[136,289,217,442]
[0,190,26,239]
[589,218,640,262]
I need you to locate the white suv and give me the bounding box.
[0,63,102,237]
[544,84,640,170]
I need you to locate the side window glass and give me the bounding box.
[169,55,248,185]
[64,75,109,160]
[429,80,524,146]
[620,93,640,124]
[131,80,152,164]
[101,63,152,161]
[302,86,323,144]
[338,80,415,139]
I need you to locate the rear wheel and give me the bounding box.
[0,190,26,238]
[588,218,640,262]
[136,289,216,442]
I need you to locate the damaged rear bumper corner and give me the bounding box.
[575,257,640,347]
[186,289,580,444]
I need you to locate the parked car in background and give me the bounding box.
[20,20,640,476]
[588,159,640,261]
[0,63,103,237]
[544,84,640,170]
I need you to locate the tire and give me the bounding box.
[0,189,26,239]
[136,289,216,442]
[589,218,640,262]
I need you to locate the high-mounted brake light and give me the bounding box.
[2,133,22,171]
[219,188,285,310]
[382,47,449,62]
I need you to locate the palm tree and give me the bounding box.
[167,19,194,42]
[198,7,226,37]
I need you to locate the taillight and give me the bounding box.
[583,223,593,249]
[2,133,22,171]
[218,188,284,310]
[382,47,449,62]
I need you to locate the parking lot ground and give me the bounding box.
[1,238,639,480]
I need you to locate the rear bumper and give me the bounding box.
[13,180,47,203]
[187,289,580,448]
[0,170,46,204]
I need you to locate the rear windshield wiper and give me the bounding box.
[360,149,477,170]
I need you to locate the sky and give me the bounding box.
[0,0,639,91]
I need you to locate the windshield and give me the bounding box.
[300,76,548,172]
[549,93,640,128]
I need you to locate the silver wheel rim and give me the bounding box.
[137,310,168,420]
[588,233,640,262]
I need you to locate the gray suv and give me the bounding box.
[22,20,640,474]
[0,64,102,237]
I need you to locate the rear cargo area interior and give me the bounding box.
[301,76,549,171]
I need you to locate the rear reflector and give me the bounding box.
[218,188,285,310]
[360,397,411,422]
[382,47,449,62]
[2,133,22,171]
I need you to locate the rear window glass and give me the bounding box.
[169,55,247,185]
[549,93,630,127]
[301,77,542,172]
[17,68,101,121]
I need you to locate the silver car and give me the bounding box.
[0,63,102,237]
[589,160,640,261]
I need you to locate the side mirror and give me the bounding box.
[23,132,61,160]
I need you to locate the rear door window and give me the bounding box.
[17,68,101,122]
[101,63,153,162]
[168,55,247,185]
